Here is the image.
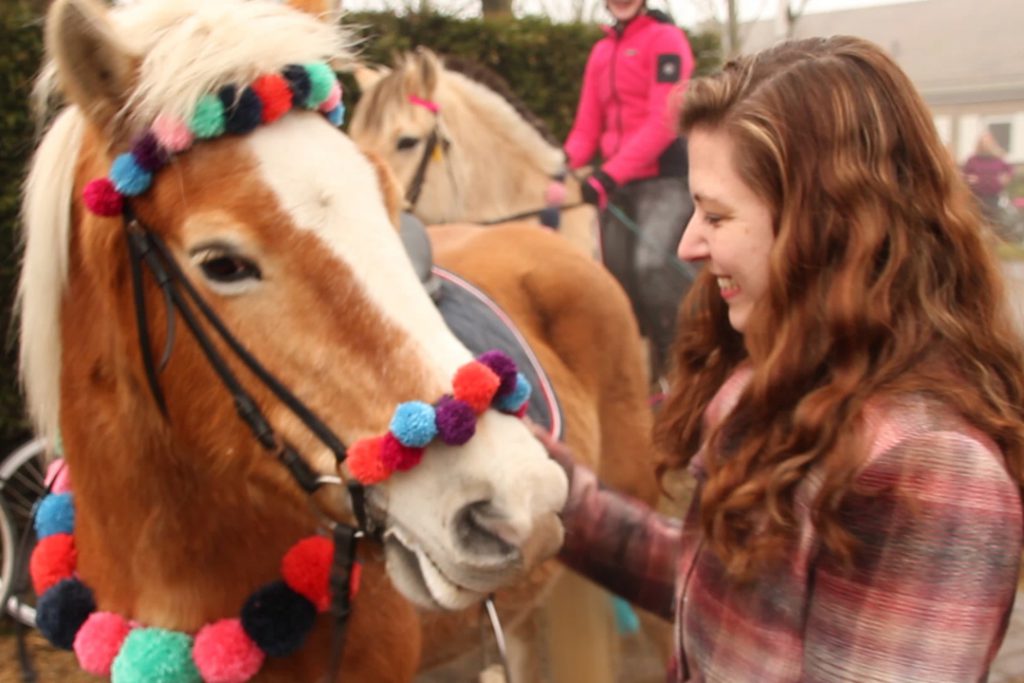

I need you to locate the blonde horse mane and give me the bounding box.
[18,0,358,442]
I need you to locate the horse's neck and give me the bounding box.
[441,76,570,221]
[65,406,313,628]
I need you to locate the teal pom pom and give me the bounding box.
[111,628,200,683]
[494,373,531,413]
[303,63,335,109]
[189,95,226,139]
[390,401,438,448]
[110,154,153,197]
[612,596,640,635]
[326,103,345,127]
[35,493,74,538]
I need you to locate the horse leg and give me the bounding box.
[539,571,619,683]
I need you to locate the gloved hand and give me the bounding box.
[581,170,617,210]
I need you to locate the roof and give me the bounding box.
[739,0,1024,105]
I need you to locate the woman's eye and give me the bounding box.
[705,213,723,226]
[199,254,261,283]
[396,136,419,151]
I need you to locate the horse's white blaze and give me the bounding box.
[248,115,568,609]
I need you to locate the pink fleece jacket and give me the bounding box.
[564,13,694,185]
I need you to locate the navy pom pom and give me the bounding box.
[36,578,95,650]
[539,207,560,230]
[220,85,263,135]
[281,65,312,108]
[240,580,316,657]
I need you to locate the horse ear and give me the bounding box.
[407,47,441,99]
[46,0,136,131]
[353,64,390,93]
[361,148,404,230]
[286,0,342,15]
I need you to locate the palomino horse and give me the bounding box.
[19,1,659,682]
[348,49,598,257]
[349,49,697,381]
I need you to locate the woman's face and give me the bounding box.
[677,127,775,334]
[606,0,645,23]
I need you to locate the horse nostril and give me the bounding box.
[454,500,518,559]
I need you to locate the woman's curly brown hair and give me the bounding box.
[656,36,1024,578]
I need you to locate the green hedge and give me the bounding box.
[0,7,720,451]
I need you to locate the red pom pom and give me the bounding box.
[251,74,293,123]
[452,361,500,414]
[347,436,389,484]
[82,178,123,216]
[281,536,334,612]
[30,533,77,595]
[380,433,424,472]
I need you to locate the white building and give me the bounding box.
[739,0,1024,164]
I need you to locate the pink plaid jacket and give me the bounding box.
[559,367,1023,681]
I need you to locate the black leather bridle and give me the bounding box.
[122,203,364,679]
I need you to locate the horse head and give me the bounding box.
[19,0,567,634]
[350,48,571,225]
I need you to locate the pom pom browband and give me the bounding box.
[82,63,346,217]
[346,349,531,485]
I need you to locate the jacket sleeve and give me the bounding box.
[603,26,693,185]
[558,459,682,619]
[563,44,604,171]
[803,430,1023,682]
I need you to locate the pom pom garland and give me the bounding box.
[30,472,362,682]
[81,62,344,217]
[346,350,531,485]
[35,491,74,538]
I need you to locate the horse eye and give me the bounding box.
[396,136,419,151]
[199,253,261,283]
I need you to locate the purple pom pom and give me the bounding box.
[434,395,477,446]
[37,578,95,650]
[240,580,316,657]
[477,350,518,398]
[130,132,168,172]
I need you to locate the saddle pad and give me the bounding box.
[433,267,563,440]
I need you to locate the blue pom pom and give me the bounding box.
[390,401,438,448]
[612,596,640,635]
[325,103,345,127]
[494,373,531,413]
[240,580,316,657]
[220,85,263,135]
[35,492,74,538]
[282,65,312,108]
[36,578,95,649]
[110,153,153,197]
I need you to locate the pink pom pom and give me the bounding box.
[30,532,76,595]
[82,178,123,217]
[45,460,71,494]
[544,180,567,207]
[193,619,265,683]
[452,361,501,414]
[347,436,389,484]
[281,536,333,612]
[380,433,424,472]
[152,114,194,153]
[319,81,342,113]
[73,612,131,676]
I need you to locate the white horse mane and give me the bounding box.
[18,0,357,441]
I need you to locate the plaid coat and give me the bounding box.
[559,367,1023,681]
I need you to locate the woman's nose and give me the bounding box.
[677,215,707,262]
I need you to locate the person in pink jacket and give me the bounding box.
[563,0,697,379]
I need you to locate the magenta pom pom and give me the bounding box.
[82,178,123,217]
[131,132,168,172]
[380,433,424,472]
[73,612,130,676]
[434,396,477,445]
[319,81,342,112]
[477,350,518,397]
[194,619,265,683]
[152,114,194,153]
[45,460,71,494]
